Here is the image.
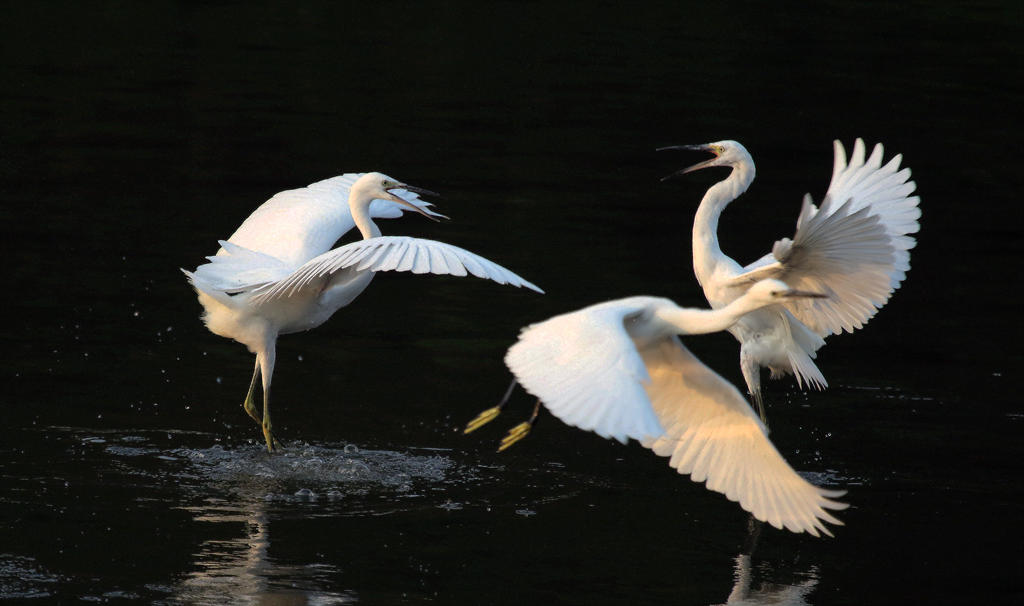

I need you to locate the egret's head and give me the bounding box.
[745,278,828,305]
[658,140,753,181]
[351,172,446,221]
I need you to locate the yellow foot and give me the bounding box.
[243,402,262,426]
[498,421,533,452]
[262,427,285,453]
[464,405,503,434]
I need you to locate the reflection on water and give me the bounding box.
[5,427,603,603]
[713,521,819,606]
[0,554,64,600]
[721,553,817,606]
[118,439,461,604]
[171,501,353,605]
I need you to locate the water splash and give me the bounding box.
[0,555,63,600]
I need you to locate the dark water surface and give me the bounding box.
[3,2,1021,604]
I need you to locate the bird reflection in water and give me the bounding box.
[716,520,819,606]
[173,499,354,605]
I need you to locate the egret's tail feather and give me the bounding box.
[786,347,828,391]
[192,240,292,293]
[182,268,236,307]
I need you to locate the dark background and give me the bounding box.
[2,2,1021,604]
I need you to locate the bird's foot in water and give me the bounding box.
[464,405,503,434]
[262,423,285,453]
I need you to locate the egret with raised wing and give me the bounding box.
[467,279,846,536]
[660,139,920,419]
[184,172,542,451]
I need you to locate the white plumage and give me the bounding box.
[504,280,847,537]
[248,236,538,304]
[184,172,542,451]
[662,138,921,415]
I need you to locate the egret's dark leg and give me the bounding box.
[257,345,285,452]
[242,357,262,426]
[742,515,764,557]
[751,389,767,426]
[464,378,517,434]
[740,350,768,426]
[498,399,542,452]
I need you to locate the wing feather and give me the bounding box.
[250,236,542,303]
[505,296,845,536]
[426,245,452,275]
[639,337,846,536]
[504,297,669,444]
[190,240,292,292]
[733,139,920,336]
[441,247,469,277]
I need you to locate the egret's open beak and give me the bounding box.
[658,144,720,181]
[393,183,440,198]
[386,184,449,222]
[781,289,829,299]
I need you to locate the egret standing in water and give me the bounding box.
[660,139,921,418]
[467,279,846,536]
[184,172,542,451]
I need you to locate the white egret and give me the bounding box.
[469,279,846,536]
[184,172,543,451]
[661,139,921,418]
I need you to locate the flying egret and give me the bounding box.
[467,279,846,536]
[660,139,921,419]
[184,172,543,451]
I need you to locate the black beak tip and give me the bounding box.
[657,144,706,152]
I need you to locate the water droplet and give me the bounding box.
[294,488,317,500]
[344,444,359,454]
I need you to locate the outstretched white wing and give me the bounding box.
[249,235,542,303]
[729,139,921,336]
[639,337,847,536]
[504,297,669,444]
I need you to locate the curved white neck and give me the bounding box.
[692,163,755,284]
[350,193,382,240]
[656,292,769,336]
